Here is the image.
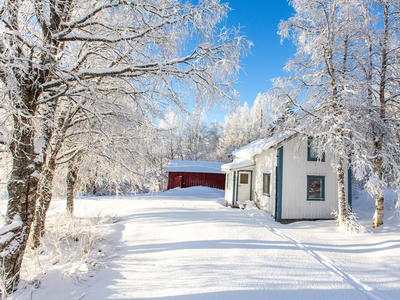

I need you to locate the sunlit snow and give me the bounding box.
[2,186,399,300]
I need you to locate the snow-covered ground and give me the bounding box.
[3,186,400,300]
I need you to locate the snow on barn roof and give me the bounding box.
[233,132,295,160]
[166,160,225,174]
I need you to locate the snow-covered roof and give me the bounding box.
[221,159,255,171]
[220,133,296,172]
[166,160,225,174]
[232,132,295,160]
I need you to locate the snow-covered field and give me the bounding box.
[3,186,400,300]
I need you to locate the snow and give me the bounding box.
[232,132,295,160]
[1,186,399,300]
[30,170,40,179]
[0,215,22,236]
[221,159,254,171]
[167,160,225,174]
[0,124,9,142]
[221,133,295,171]
[0,232,14,246]
[34,137,44,155]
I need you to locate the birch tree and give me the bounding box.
[355,0,400,227]
[268,0,400,228]
[0,0,250,291]
[268,0,365,226]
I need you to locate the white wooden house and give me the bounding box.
[221,133,352,222]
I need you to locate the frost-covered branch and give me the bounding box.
[0,0,251,291]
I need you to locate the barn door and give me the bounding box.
[173,176,183,188]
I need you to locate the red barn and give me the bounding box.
[166,160,226,190]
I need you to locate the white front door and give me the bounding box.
[237,171,251,201]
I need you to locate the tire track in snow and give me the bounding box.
[246,210,391,300]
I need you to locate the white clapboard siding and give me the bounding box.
[223,134,350,220]
[254,148,276,214]
[280,136,345,219]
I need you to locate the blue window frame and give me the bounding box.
[308,137,325,162]
[307,175,325,201]
[263,173,271,196]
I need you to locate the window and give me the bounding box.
[263,173,271,196]
[307,176,325,201]
[308,137,325,162]
[240,173,249,184]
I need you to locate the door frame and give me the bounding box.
[275,146,283,220]
[234,170,253,205]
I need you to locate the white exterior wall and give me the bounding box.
[254,148,277,215]
[280,136,344,219]
[224,171,234,204]
[224,167,255,205]
[253,135,348,220]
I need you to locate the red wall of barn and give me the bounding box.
[167,172,226,190]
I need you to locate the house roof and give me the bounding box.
[220,159,255,171]
[221,132,296,172]
[232,132,295,160]
[166,160,225,174]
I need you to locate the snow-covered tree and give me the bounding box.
[158,110,224,163]
[268,0,364,226]
[354,0,400,227]
[205,121,224,161]
[0,0,250,291]
[217,94,272,161]
[267,0,400,228]
[182,112,209,161]
[30,95,154,248]
[159,111,186,161]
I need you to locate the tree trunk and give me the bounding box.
[372,3,389,228]
[30,103,74,247]
[30,119,68,248]
[0,115,42,292]
[66,161,78,216]
[325,10,348,225]
[373,153,384,228]
[337,158,347,226]
[30,156,56,248]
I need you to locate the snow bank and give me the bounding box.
[166,160,225,174]
[4,186,400,300]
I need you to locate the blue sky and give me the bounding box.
[206,0,296,123]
